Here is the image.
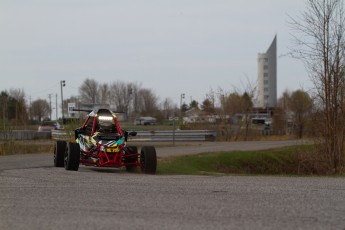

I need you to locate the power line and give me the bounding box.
[29,83,60,97]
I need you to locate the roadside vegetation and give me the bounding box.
[157,145,333,176]
[0,140,54,156]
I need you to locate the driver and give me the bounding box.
[88,115,120,151]
[98,121,113,133]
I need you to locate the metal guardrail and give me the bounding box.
[51,130,217,142]
[51,130,73,140]
[0,130,216,141]
[131,130,216,142]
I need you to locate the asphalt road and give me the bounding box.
[1,140,345,230]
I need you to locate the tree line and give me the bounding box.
[0,77,313,136]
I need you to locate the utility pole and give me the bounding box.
[29,96,32,121]
[179,93,185,128]
[172,110,176,146]
[55,94,58,120]
[48,94,52,120]
[60,80,66,124]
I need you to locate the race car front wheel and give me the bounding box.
[64,142,80,171]
[54,141,66,167]
[140,146,157,174]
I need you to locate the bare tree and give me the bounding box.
[98,83,110,105]
[224,92,243,141]
[226,77,256,141]
[0,91,10,129]
[79,78,99,104]
[31,99,50,122]
[289,0,345,172]
[9,88,28,126]
[240,92,254,140]
[277,90,291,112]
[137,88,158,116]
[161,97,176,119]
[109,81,137,113]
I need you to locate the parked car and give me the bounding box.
[38,121,61,132]
[134,117,157,125]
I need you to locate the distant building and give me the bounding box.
[256,35,277,108]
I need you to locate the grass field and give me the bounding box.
[0,140,54,156]
[157,145,333,176]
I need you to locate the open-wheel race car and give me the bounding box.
[53,108,157,174]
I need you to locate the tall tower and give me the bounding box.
[256,35,277,108]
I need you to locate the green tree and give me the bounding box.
[189,100,199,109]
[289,90,313,138]
[201,99,214,114]
[181,103,188,112]
[225,93,242,115]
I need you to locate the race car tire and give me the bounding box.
[54,141,66,167]
[140,146,157,174]
[124,146,138,172]
[64,142,80,171]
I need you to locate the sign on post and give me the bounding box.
[68,103,76,114]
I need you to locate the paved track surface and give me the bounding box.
[1,141,345,230]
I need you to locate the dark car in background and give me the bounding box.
[38,121,61,132]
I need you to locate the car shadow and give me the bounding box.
[79,165,142,174]
[79,166,123,173]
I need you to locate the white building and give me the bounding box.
[256,35,277,108]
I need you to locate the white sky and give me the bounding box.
[0,0,313,114]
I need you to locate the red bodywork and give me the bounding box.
[76,110,140,168]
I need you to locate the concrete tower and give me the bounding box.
[256,35,277,108]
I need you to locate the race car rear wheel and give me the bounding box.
[54,141,66,167]
[124,146,138,172]
[140,146,157,174]
[64,142,80,171]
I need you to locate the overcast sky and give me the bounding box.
[1,0,312,111]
